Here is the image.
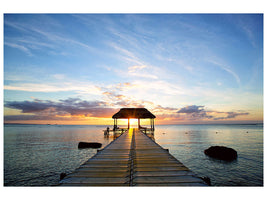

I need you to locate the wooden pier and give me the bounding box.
[59,128,208,186]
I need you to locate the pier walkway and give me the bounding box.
[59,128,207,186]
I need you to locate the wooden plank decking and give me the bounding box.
[59,128,207,186]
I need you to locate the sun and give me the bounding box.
[130,118,138,125]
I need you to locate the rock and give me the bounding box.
[201,176,211,186]
[78,142,102,149]
[60,172,67,180]
[204,146,237,161]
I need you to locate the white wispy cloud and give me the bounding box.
[129,72,158,79]
[4,20,29,32]
[128,65,158,79]
[29,26,96,52]
[108,41,175,81]
[52,74,66,80]
[235,16,259,48]
[4,82,102,95]
[108,42,144,65]
[5,18,96,56]
[4,42,33,56]
[207,59,241,85]
[241,24,256,48]
[16,38,56,49]
[128,65,147,73]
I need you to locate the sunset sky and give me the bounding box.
[4,14,263,125]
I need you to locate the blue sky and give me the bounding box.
[4,14,263,124]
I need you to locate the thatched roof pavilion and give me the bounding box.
[112,108,156,119]
[112,108,156,130]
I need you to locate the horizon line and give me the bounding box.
[4,122,263,126]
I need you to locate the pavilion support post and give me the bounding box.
[153,119,155,130]
[128,118,130,129]
[138,118,140,129]
[150,118,152,130]
[114,118,118,130]
[116,119,117,129]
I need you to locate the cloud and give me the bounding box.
[207,59,241,85]
[177,105,249,121]
[128,65,147,73]
[115,82,133,91]
[4,115,62,121]
[177,105,204,113]
[131,80,186,96]
[108,42,144,66]
[4,84,66,92]
[241,24,256,48]
[5,42,33,56]
[128,66,158,79]
[232,15,261,48]
[4,82,101,94]
[4,98,117,118]
[213,112,249,120]
[52,74,66,80]
[5,18,96,56]
[4,96,250,123]
[177,105,213,120]
[101,90,144,108]
[29,26,96,53]
[4,20,29,32]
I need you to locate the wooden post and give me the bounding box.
[153,118,155,130]
[138,118,140,129]
[128,118,130,129]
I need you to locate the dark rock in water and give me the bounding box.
[78,142,102,149]
[200,176,211,186]
[204,146,237,161]
[60,172,67,180]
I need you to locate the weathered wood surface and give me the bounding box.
[59,128,207,186]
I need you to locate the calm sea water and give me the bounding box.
[4,124,263,186]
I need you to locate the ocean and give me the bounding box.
[4,124,263,186]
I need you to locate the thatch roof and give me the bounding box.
[112,108,156,119]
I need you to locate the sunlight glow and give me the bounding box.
[128,128,133,138]
[130,118,138,125]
